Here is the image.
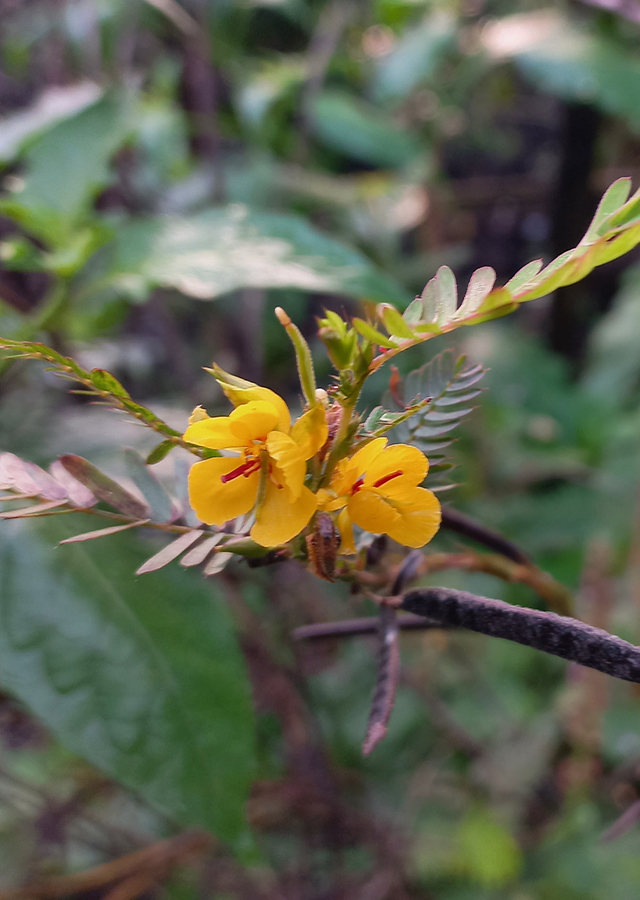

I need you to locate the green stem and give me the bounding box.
[0,279,68,376]
[319,398,356,487]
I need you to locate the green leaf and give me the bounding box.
[583,177,632,241]
[379,304,415,339]
[353,318,398,348]
[146,440,176,465]
[453,266,496,320]
[101,207,411,306]
[0,82,104,163]
[309,90,421,168]
[0,92,135,246]
[366,180,640,362]
[0,521,256,840]
[91,368,131,398]
[503,259,543,293]
[374,10,455,101]
[483,11,640,135]
[384,351,486,478]
[455,808,522,887]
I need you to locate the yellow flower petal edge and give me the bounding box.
[318,440,441,553]
[208,363,290,433]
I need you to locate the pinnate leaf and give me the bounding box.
[0,338,186,445]
[385,351,486,484]
[366,178,640,360]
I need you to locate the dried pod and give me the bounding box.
[306,512,340,581]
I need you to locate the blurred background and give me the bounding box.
[3,0,640,896]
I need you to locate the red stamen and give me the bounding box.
[220,459,261,483]
[372,470,402,489]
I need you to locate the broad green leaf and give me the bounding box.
[0,521,255,840]
[483,11,640,134]
[309,90,421,169]
[374,11,455,101]
[0,82,103,163]
[0,92,135,246]
[102,206,411,306]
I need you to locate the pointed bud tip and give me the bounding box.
[275,307,292,327]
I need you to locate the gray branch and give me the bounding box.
[402,587,640,683]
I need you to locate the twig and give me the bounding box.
[357,549,573,616]
[402,587,640,683]
[391,549,423,595]
[292,613,442,642]
[440,506,532,565]
[576,0,640,24]
[601,798,640,842]
[141,0,202,38]
[362,606,401,756]
[0,831,213,900]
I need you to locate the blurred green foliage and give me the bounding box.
[3,0,640,897]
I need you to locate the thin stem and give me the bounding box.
[293,613,441,641]
[440,506,532,565]
[320,398,356,486]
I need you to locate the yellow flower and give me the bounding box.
[317,437,441,553]
[184,383,328,547]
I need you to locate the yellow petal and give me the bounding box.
[385,487,441,548]
[208,364,290,431]
[266,431,306,500]
[251,481,317,546]
[316,488,346,512]
[349,437,388,475]
[290,405,329,459]
[188,456,259,525]
[188,405,209,425]
[336,508,356,555]
[329,457,360,498]
[184,416,241,450]
[364,444,428,488]
[347,488,400,535]
[228,400,279,444]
